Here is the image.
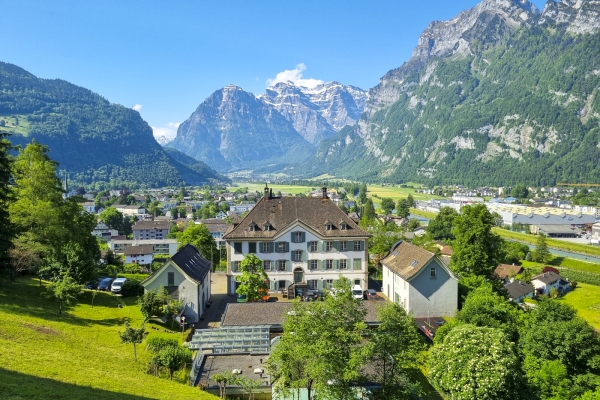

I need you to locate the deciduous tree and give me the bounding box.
[379,197,395,215]
[235,254,269,302]
[45,273,83,314]
[118,322,147,362]
[450,204,503,279]
[177,223,218,265]
[0,131,13,279]
[396,198,410,219]
[426,206,459,241]
[429,325,522,400]
[157,345,191,380]
[533,233,552,264]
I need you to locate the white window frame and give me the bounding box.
[310,260,318,270]
[325,241,334,252]
[293,250,303,262]
[353,241,362,251]
[430,267,437,278]
[309,241,318,252]
[340,241,347,251]
[340,259,347,269]
[326,260,333,270]
[278,260,287,271]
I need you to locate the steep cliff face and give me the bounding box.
[260,81,366,144]
[304,0,600,186]
[168,85,315,171]
[539,0,600,34]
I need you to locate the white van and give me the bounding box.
[351,285,363,300]
[111,278,127,294]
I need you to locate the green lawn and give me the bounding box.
[367,184,443,203]
[0,278,217,400]
[409,209,438,220]
[229,182,316,196]
[493,228,600,257]
[558,283,600,330]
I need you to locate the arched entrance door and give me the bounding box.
[293,267,304,283]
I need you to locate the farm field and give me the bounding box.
[558,283,600,330]
[493,228,600,257]
[0,278,217,400]
[229,182,316,196]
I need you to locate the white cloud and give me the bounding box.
[266,63,324,89]
[151,122,181,143]
[132,104,143,112]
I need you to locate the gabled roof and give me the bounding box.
[380,241,437,281]
[142,244,211,286]
[124,245,154,256]
[223,195,370,239]
[494,264,524,280]
[132,220,172,231]
[504,280,534,299]
[532,271,562,285]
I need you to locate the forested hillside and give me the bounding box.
[0,62,219,188]
[303,2,600,186]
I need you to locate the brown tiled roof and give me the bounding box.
[494,264,524,280]
[132,220,171,231]
[124,245,154,255]
[380,241,435,281]
[223,195,370,239]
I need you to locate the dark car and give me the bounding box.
[85,277,107,290]
[97,277,113,291]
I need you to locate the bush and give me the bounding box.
[120,280,144,297]
[146,336,179,353]
[124,263,142,274]
[542,266,560,275]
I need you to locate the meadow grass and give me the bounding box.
[558,283,600,330]
[367,184,443,202]
[0,278,217,400]
[492,228,600,257]
[229,182,316,195]
[409,209,438,220]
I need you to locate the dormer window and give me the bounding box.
[248,222,257,232]
[340,222,348,230]
[263,223,271,231]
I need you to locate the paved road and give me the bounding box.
[195,273,236,330]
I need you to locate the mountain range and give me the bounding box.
[0,62,227,188]
[166,81,367,171]
[301,0,600,186]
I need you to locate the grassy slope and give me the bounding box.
[492,228,600,257]
[0,278,217,400]
[558,283,600,330]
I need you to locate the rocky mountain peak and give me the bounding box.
[539,0,600,34]
[261,80,367,144]
[411,0,539,62]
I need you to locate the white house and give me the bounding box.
[82,201,96,213]
[223,185,371,298]
[132,220,171,240]
[114,204,146,217]
[381,241,458,318]
[110,238,178,256]
[124,245,154,265]
[141,244,212,324]
[531,271,570,295]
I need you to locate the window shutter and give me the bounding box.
[258,242,263,253]
[302,250,306,262]
[359,241,364,251]
[348,241,354,251]
[333,241,340,252]
[335,260,340,269]
[285,242,289,252]
[307,241,311,251]
[319,260,325,270]
[301,232,306,242]
[286,260,291,272]
[353,259,361,270]
[319,241,324,252]
[318,280,323,289]
[230,262,236,273]
[268,242,273,253]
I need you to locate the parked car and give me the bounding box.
[85,277,104,290]
[110,278,127,294]
[367,289,378,300]
[351,285,363,300]
[97,278,113,291]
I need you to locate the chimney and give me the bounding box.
[322,184,328,199]
[264,184,269,200]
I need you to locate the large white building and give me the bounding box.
[381,241,458,318]
[223,185,371,297]
[110,238,178,255]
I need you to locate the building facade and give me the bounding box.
[110,239,178,255]
[381,241,458,318]
[223,186,371,296]
[132,220,171,240]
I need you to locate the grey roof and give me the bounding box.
[132,220,172,231]
[221,301,381,327]
[170,244,212,283]
[532,271,562,285]
[380,241,436,281]
[223,194,370,240]
[124,245,154,256]
[504,280,534,299]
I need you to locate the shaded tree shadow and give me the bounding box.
[0,368,154,400]
[549,257,564,266]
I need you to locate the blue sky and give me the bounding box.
[0,0,546,139]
